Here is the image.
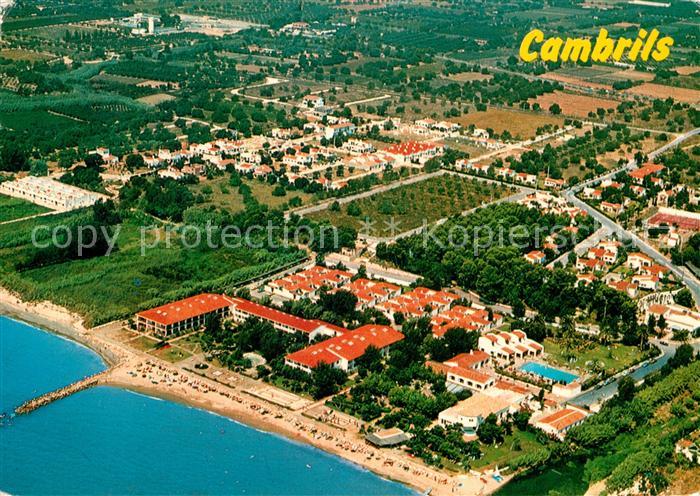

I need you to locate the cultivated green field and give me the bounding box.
[0,194,50,223]
[307,175,515,237]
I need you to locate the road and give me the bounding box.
[571,340,700,407]
[546,226,609,269]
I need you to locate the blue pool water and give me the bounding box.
[0,316,415,495]
[520,362,578,384]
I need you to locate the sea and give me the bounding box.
[0,316,415,495]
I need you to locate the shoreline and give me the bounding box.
[0,287,500,496]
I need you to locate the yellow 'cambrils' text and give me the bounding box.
[519,28,674,63]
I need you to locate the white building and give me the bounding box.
[478,330,543,363]
[0,176,107,211]
[438,388,526,435]
[532,405,589,440]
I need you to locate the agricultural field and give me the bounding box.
[307,174,516,237]
[444,72,493,83]
[529,91,618,118]
[624,83,700,104]
[449,108,565,140]
[0,49,55,61]
[0,212,303,325]
[191,176,314,212]
[0,194,51,223]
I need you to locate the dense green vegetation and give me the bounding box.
[0,194,50,222]
[506,348,700,494]
[309,174,514,237]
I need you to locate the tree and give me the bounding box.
[667,343,694,369]
[84,153,104,169]
[319,290,358,318]
[29,159,48,177]
[125,154,145,171]
[311,363,346,399]
[674,288,694,309]
[477,414,505,445]
[549,103,562,115]
[0,144,29,172]
[356,345,383,375]
[346,202,362,216]
[616,375,635,402]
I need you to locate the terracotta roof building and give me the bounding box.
[533,406,589,440]
[136,293,235,336]
[285,325,404,373]
[229,297,346,341]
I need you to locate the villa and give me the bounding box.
[229,297,346,341]
[284,325,404,373]
[478,331,543,363]
[532,405,589,440]
[265,265,353,301]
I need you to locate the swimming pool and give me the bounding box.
[520,362,578,384]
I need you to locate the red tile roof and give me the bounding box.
[445,351,490,369]
[385,141,439,157]
[629,163,664,180]
[137,293,234,326]
[537,407,587,432]
[230,297,346,335]
[285,325,403,369]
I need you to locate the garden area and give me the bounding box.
[543,338,644,377]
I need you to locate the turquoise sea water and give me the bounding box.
[0,316,414,495]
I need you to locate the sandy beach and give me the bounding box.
[0,287,501,496]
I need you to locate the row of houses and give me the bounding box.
[0,176,108,211]
[134,289,587,440]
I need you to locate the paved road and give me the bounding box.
[571,340,700,407]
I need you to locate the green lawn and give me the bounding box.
[308,175,515,237]
[495,460,588,496]
[473,429,547,470]
[544,338,642,376]
[0,194,50,223]
[150,345,192,363]
[191,176,313,212]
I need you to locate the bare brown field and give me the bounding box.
[612,22,639,28]
[530,91,618,118]
[618,70,654,81]
[0,49,54,61]
[667,466,700,496]
[445,72,493,82]
[625,83,700,103]
[449,108,564,139]
[674,66,700,76]
[137,93,176,105]
[542,72,612,91]
[236,63,263,73]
